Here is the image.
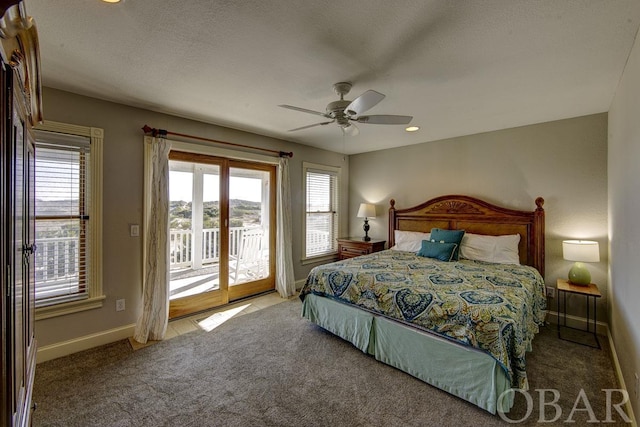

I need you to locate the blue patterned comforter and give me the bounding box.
[300,250,547,389]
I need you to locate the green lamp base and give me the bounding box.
[568,262,591,286]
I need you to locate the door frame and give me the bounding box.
[166,151,276,318]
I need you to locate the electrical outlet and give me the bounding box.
[546,287,556,299]
[116,299,125,312]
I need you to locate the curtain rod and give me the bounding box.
[141,125,293,158]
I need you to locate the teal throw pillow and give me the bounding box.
[417,240,458,262]
[430,228,465,260]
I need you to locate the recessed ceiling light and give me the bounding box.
[405,126,420,132]
[101,0,122,3]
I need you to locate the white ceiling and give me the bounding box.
[25,0,640,155]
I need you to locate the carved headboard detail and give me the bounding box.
[389,195,545,277]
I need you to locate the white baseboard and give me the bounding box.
[545,310,608,336]
[295,278,306,290]
[606,326,637,427]
[36,323,136,363]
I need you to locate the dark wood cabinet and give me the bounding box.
[1,2,43,426]
[337,237,386,260]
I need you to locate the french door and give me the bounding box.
[167,151,276,318]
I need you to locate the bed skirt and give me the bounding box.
[301,293,515,414]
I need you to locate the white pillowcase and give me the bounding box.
[391,230,431,252]
[459,233,521,264]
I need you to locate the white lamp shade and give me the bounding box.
[562,240,600,263]
[357,203,376,218]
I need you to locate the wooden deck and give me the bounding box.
[170,264,220,300]
[169,260,268,300]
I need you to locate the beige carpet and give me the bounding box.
[32,299,631,426]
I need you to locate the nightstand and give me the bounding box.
[337,237,386,260]
[556,278,601,349]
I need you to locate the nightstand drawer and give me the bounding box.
[341,244,370,258]
[337,238,386,260]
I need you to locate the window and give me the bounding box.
[34,121,104,319]
[303,162,340,260]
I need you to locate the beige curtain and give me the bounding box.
[134,135,171,343]
[276,157,295,297]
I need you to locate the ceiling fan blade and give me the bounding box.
[345,90,385,116]
[288,121,334,132]
[341,123,359,137]
[356,115,413,125]
[278,104,329,118]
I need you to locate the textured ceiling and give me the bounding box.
[25,0,640,154]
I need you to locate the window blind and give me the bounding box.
[34,132,91,306]
[305,169,338,257]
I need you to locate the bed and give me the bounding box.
[299,195,547,414]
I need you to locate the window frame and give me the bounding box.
[302,162,341,263]
[34,121,104,320]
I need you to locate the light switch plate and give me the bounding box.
[130,224,140,237]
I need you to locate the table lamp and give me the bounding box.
[562,240,600,286]
[357,203,376,242]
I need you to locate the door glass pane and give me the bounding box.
[169,161,221,299]
[228,167,270,286]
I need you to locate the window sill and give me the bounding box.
[301,253,338,266]
[35,295,106,321]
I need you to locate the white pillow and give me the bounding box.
[391,230,431,252]
[460,233,520,264]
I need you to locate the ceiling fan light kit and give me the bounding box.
[279,82,413,135]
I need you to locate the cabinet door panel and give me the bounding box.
[12,106,27,424]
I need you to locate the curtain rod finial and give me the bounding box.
[279,151,293,158]
[142,125,160,137]
[141,125,165,137]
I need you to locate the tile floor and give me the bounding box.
[129,291,294,350]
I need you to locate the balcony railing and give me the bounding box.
[34,236,84,302]
[170,227,247,269]
[34,237,78,282]
[170,227,331,270]
[33,228,333,289]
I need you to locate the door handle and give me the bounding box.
[23,243,37,255]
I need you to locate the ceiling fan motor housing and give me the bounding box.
[326,99,352,126]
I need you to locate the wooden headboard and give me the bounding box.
[389,195,545,277]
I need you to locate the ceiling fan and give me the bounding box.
[279,82,413,136]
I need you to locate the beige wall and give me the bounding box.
[35,88,348,348]
[609,27,640,419]
[349,114,609,320]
